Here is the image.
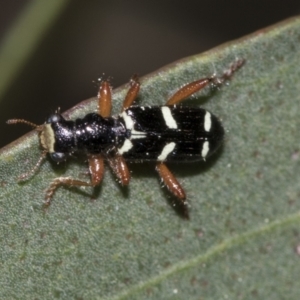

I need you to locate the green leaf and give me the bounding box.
[1,16,300,299]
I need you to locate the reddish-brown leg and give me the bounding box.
[45,178,94,205]
[122,75,140,111]
[156,163,186,201]
[166,59,245,105]
[45,154,105,205]
[107,154,131,185]
[98,80,112,117]
[166,78,211,105]
[88,154,105,185]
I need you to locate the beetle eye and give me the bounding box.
[47,113,63,124]
[50,152,66,162]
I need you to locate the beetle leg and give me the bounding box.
[156,163,186,200]
[166,78,211,105]
[45,154,104,205]
[98,80,112,117]
[166,59,245,105]
[107,154,131,185]
[156,163,189,219]
[18,150,47,181]
[212,58,245,85]
[45,178,94,205]
[122,74,140,111]
[88,154,105,185]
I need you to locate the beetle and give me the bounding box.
[7,59,244,213]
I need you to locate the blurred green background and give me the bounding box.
[0,0,299,148]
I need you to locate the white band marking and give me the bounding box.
[157,142,176,161]
[121,111,134,130]
[121,111,146,139]
[204,111,212,132]
[201,141,210,158]
[161,106,178,129]
[118,139,133,155]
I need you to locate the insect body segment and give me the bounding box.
[119,106,224,162]
[7,59,245,212]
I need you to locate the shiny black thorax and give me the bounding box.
[49,113,126,154]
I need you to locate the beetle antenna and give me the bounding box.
[18,150,47,181]
[7,119,39,128]
[7,119,44,132]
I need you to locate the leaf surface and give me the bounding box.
[1,16,300,300]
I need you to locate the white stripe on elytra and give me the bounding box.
[201,141,210,159]
[121,111,146,139]
[157,142,176,161]
[118,139,133,155]
[161,106,178,129]
[204,111,212,132]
